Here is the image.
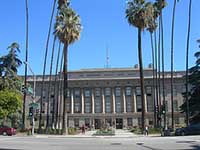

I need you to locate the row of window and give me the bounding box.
[71,86,153,98]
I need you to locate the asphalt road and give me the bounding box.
[0,135,199,150]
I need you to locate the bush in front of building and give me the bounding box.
[93,128,115,136]
[129,126,143,134]
[148,128,161,134]
[68,127,77,135]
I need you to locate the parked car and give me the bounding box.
[0,125,16,136]
[175,123,200,136]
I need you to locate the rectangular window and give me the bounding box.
[74,89,80,98]
[84,89,91,97]
[136,87,141,96]
[126,97,133,112]
[115,87,121,97]
[105,88,111,96]
[146,86,152,96]
[173,100,178,111]
[125,87,132,96]
[136,96,142,112]
[105,97,111,113]
[127,118,133,126]
[95,88,101,97]
[74,103,81,113]
[74,118,79,127]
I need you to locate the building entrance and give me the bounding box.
[116,118,123,129]
[94,119,101,129]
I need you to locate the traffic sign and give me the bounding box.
[29,102,39,109]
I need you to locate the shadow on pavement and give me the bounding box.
[0,148,20,150]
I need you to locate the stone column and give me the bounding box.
[81,89,84,114]
[102,88,105,114]
[91,88,95,114]
[122,87,126,113]
[71,89,74,114]
[133,88,137,113]
[112,88,116,114]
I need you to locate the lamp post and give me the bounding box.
[24,61,36,135]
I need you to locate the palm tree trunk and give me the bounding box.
[22,0,29,130]
[52,42,61,129]
[38,0,57,132]
[154,31,159,127]
[138,28,145,132]
[150,32,156,128]
[185,0,192,127]
[46,36,57,132]
[62,43,68,135]
[161,12,167,130]
[158,17,162,127]
[56,47,64,129]
[171,0,177,130]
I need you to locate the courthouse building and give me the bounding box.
[27,67,186,129]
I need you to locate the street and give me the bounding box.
[0,135,199,150]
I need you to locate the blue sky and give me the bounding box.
[0,0,200,75]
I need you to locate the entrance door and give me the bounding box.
[94,119,101,129]
[116,118,123,129]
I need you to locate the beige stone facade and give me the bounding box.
[27,68,186,129]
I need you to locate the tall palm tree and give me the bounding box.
[147,3,160,127]
[185,0,192,127]
[22,0,29,130]
[38,0,57,132]
[154,0,166,129]
[52,41,61,129]
[54,4,82,134]
[46,35,57,132]
[170,0,180,130]
[126,0,154,132]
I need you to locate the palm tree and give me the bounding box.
[54,4,82,134]
[147,3,160,127]
[126,0,154,132]
[154,0,166,129]
[52,41,61,129]
[58,0,69,9]
[38,0,57,132]
[185,0,192,127]
[46,36,57,132]
[170,0,180,130]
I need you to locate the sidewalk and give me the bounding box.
[33,129,139,138]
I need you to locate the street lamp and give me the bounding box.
[23,61,36,135]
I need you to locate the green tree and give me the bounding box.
[0,43,22,91]
[54,3,82,134]
[0,42,22,76]
[126,0,155,132]
[181,40,200,123]
[0,90,22,124]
